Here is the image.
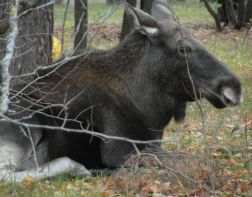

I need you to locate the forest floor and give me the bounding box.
[1,1,251,196]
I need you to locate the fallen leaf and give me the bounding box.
[190,189,209,197]
[105,177,113,187]
[21,175,33,186]
[101,191,109,197]
[228,159,238,165]
[228,139,238,146]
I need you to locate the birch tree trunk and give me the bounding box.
[0,0,53,90]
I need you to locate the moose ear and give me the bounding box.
[151,0,176,21]
[125,4,158,36]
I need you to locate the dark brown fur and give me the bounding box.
[3,1,242,171]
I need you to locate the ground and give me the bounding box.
[1,1,251,196]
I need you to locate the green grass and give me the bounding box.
[173,1,218,24]
[54,1,217,26]
[54,3,124,26]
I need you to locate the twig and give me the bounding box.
[243,25,251,47]
[20,126,39,169]
[132,143,141,172]
[139,152,212,194]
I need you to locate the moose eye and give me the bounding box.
[178,46,191,57]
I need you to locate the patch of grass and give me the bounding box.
[54,3,124,26]
[172,1,218,24]
[0,176,108,197]
[54,2,217,26]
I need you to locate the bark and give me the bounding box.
[0,0,53,113]
[74,0,88,52]
[0,0,19,113]
[0,0,11,60]
[0,0,10,35]
[6,0,53,88]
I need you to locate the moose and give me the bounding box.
[0,0,242,181]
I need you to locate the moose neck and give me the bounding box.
[91,31,186,130]
[88,32,146,73]
[125,42,185,129]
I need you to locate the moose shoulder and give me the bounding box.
[34,1,242,169]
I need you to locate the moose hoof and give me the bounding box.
[62,157,91,177]
[69,163,91,177]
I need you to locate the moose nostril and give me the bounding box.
[222,87,242,106]
[223,93,234,105]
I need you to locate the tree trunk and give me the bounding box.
[0,0,53,89]
[237,0,246,26]
[120,0,137,40]
[0,0,11,60]
[237,0,252,24]
[0,0,9,36]
[216,0,252,29]
[74,0,88,52]
[245,0,252,23]
[0,0,53,113]
[202,0,222,31]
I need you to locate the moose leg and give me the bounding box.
[100,140,134,168]
[0,157,91,182]
[99,110,151,168]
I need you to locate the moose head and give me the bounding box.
[125,0,242,113]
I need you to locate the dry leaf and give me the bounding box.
[21,175,33,186]
[228,159,238,165]
[228,139,238,146]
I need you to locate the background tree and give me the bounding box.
[0,1,9,69]
[74,0,88,51]
[0,0,53,89]
[203,0,252,30]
